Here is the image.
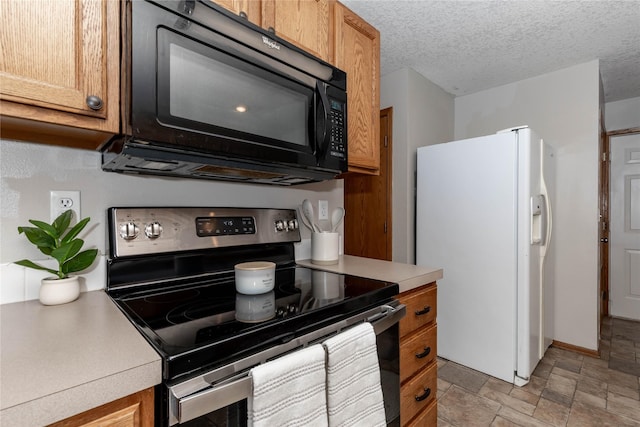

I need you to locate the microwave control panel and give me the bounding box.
[329,99,346,159]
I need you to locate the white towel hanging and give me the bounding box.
[323,322,387,427]
[248,344,329,427]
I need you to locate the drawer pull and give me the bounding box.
[415,346,431,359]
[415,306,431,316]
[415,387,432,402]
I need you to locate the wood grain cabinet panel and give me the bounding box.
[406,400,437,427]
[399,323,437,383]
[48,387,154,427]
[212,0,261,25]
[397,282,438,426]
[262,0,331,62]
[399,285,437,338]
[0,0,120,149]
[333,2,380,175]
[400,362,437,424]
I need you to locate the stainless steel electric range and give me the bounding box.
[105,207,405,426]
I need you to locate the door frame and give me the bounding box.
[601,126,640,319]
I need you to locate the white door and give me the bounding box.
[610,133,640,320]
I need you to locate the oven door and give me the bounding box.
[128,0,345,169]
[166,301,405,426]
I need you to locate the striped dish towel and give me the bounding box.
[248,344,328,427]
[322,322,387,427]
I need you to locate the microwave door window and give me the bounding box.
[164,41,311,148]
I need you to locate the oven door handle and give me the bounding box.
[170,302,406,425]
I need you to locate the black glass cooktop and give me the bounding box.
[110,265,398,381]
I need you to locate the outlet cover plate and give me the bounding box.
[50,191,80,223]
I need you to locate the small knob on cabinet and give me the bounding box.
[86,95,103,111]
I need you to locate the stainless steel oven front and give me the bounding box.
[105,207,404,427]
[169,301,405,426]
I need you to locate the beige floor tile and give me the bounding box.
[573,389,606,409]
[567,401,640,427]
[497,406,553,427]
[532,398,570,427]
[480,388,537,416]
[509,387,540,406]
[437,317,640,427]
[438,385,500,427]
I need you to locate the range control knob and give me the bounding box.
[288,219,298,230]
[275,220,286,231]
[145,221,163,239]
[119,222,139,240]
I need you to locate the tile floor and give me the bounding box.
[437,317,640,426]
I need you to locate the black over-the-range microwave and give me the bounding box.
[102,0,348,186]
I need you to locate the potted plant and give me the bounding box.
[15,209,98,305]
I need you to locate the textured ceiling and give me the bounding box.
[340,0,640,102]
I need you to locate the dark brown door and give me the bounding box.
[343,108,392,260]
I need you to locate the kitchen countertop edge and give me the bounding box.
[0,290,162,427]
[296,255,443,294]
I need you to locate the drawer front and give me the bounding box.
[400,324,437,383]
[398,285,437,338]
[406,399,437,427]
[400,361,437,424]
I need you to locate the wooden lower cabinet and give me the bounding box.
[47,387,154,427]
[397,282,438,426]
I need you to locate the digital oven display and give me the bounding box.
[196,216,256,236]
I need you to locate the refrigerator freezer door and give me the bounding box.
[416,132,519,384]
[515,129,543,385]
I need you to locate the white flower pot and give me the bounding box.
[39,276,80,305]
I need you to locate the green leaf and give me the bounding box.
[17,227,56,251]
[50,239,83,264]
[14,259,59,276]
[61,217,90,244]
[28,219,59,239]
[52,210,73,236]
[63,249,98,273]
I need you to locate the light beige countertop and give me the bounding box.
[297,255,443,293]
[0,290,162,427]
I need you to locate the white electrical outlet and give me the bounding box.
[50,191,81,223]
[318,200,329,220]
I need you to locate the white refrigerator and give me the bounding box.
[416,126,554,386]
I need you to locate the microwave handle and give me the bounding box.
[315,81,330,159]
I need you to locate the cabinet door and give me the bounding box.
[48,387,154,427]
[0,0,119,148]
[213,0,261,25]
[333,2,380,175]
[261,0,331,62]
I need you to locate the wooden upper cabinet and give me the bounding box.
[261,0,331,62]
[333,2,380,175]
[213,0,262,25]
[0,0,120,149]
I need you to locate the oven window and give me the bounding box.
[158,29,312,147]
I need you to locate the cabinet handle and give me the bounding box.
[267,26,275,34]
[239,11,247,19]
[415,306,431,316]
[415,346,431,359]
[86,95,104,111]
[415,387,431,402]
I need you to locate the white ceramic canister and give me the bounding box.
[234,261,276,295]
[311,232,339,265]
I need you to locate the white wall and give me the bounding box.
[0,140,343,304]
[380,68,454,264]
[605,97,640,131]
[454,60,601,351]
